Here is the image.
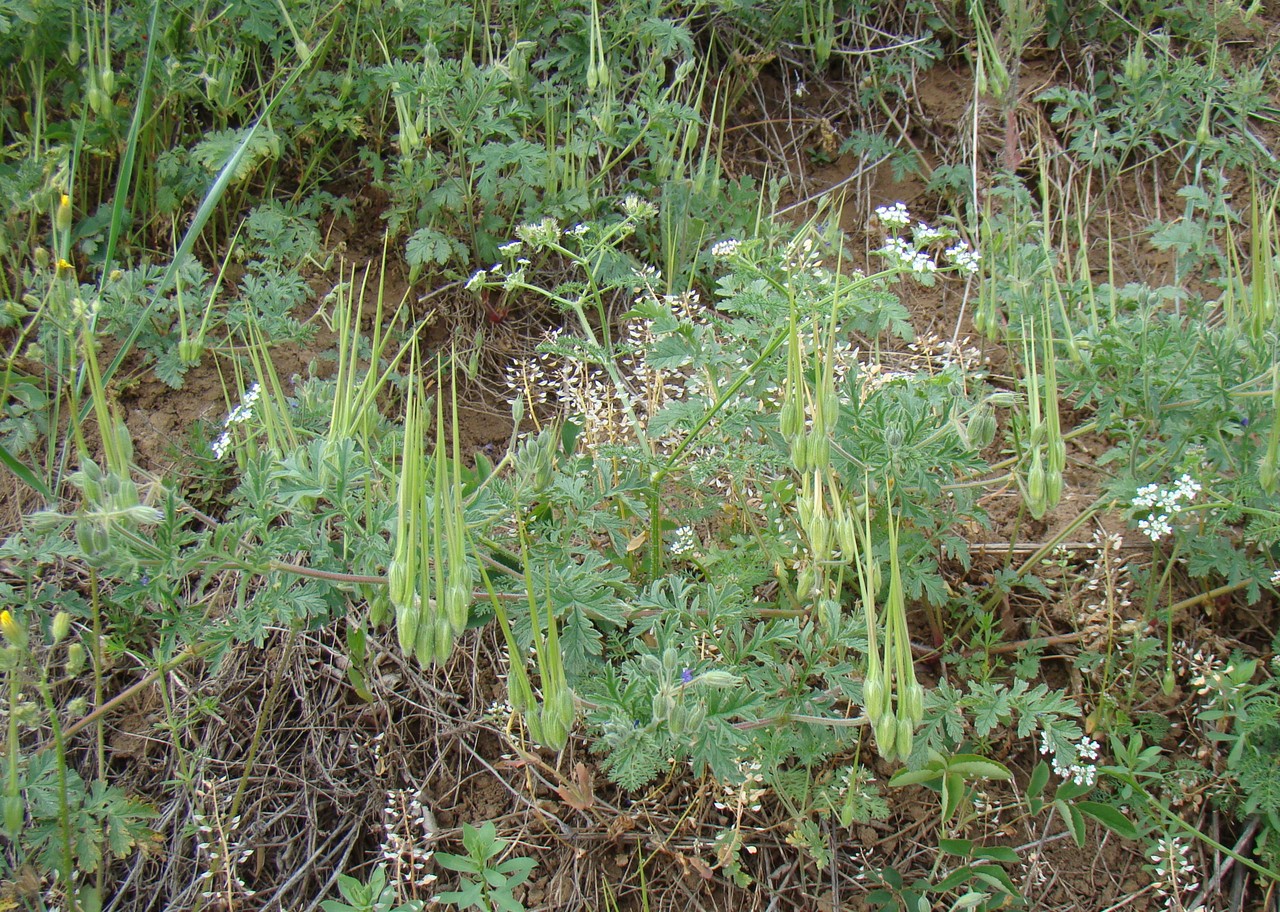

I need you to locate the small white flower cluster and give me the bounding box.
[1148,835,1201,911]
[669,525,698,558]
[877,236,936,275]
[381,788,439,888]
[193,777,255,901]
[946,240,981,275]
[1270,568,1280,586]
[873,203,981,278]
[711,238,741,258]
[713,758,767,813]
[1040,731,1100,787]
[211,382,261,460]
[874,202,910,230]
[1131,474,1202,542]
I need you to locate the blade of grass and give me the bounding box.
[81,40,323,428]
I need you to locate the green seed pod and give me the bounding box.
[3,794,23,836]
[901,681,924,723]
[65,643,86,676]
[666,701,687,736]
[508,663,535,714]
[895,717,915,760]
[539,692,573,751]
[525,707,545,744]
[1026,451,1047,519]
[396,594,420,656]
[807,512,831,565]
[367,590,391,628]
[863,676,886,724]
[74,520,110,563]
[1161,668,1176,697]
[445,575,471,635]
[836,514,858,562]
[809,433,830,470]
[780,396,803,440]
[874,710,897,757]
[388,558,412,614]
[1044,465,1063,510]
[685,703,707,734]
[423,614,453,666]
[790,433,810,472]
[177,337,205,365]
[796,565,815,599]
[87,84,108,116]
[968,403,997,451]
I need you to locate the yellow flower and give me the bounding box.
[0,610,22,646]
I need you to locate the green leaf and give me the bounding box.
[1027,760,1050,800]
[972,845,1020,864]
[889,768,942,788]
[970,864,1019,896]
[435,852,481,874]
[942,771,964,822]
[939,838,974,857]
[946,755,1013,781]
[1076,801,1138,839]
[1058,799,1086,847]
[0,440,52,499]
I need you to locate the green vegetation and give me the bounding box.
[1,0,1279,910]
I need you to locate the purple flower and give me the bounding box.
[681,668,694,685]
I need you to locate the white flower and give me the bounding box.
[497,240,524,256]
[711,239,740,258]
[465,269,487,291]
[946,240,981,275]
[1270,568,1280,586]
[874,202,911,231]
[1131,476,1200,541]
[211,430,231,460]
[670,526,698,558]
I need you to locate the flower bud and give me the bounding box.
[66,643,86,676]
[55,194,72,233]
[0,611,24,648]
[698,670,740,688]
[51,611,71,645]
